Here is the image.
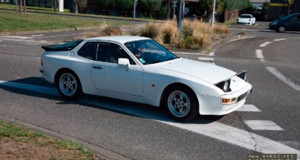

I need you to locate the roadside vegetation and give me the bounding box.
[0,120,98,160]
[0,11,127,32]
[75,20,231,52]
[138,20,229,51]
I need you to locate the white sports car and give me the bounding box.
[40,36,252,121]
[237,14,256,25]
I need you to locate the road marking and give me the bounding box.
[0,36,31,39]
[237,104,261,112]
[0,80,300,156]
[244,120,284,131]
[273,38,286,42]
[259,41,271,47]
[255,49,265,62]
[31,34,44,38]
[266,67,300,91]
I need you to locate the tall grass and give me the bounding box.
[138,20,229,50]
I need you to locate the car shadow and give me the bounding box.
[0,77,224,124]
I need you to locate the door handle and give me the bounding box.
[93,65,103,69]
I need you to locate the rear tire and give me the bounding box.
[163,85,199,122]
[56,70,83,99]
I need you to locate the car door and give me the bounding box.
[91,42,144,102]
[287,15,300,31]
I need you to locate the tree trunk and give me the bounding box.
[54,0,57,12]
[15,0,18,13]
[23,0,26,14]
[19,0,22,14]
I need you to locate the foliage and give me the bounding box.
[139,23,159,38]
[222,0,252,10]
[115,0,132,11]
[97,0,115,9]
[101,26,122,36]
[262,2,270,10]
[137,20,229,50]
[139,0,163,17]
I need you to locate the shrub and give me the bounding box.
[139,23,159,39]
[161,20,178,44]
[213,24,230,34]
[101,26,122,36]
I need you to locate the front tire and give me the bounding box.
[163,86,199,122]
[277,26,286,33]
[56,71,83,99]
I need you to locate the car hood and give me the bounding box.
[153,58,236,84]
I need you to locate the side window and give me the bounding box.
[296,15,300,21]
[78,42,96,60]
[96,43,135,64]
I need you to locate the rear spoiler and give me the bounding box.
[41,45,74,51]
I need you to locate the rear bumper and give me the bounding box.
[40,68,53,83]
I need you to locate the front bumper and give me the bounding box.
[269,25,277,30]
[199,83,252,115]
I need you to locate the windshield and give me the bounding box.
[125,39,178,65]
[240,15,251,18]
[281,14,296,20]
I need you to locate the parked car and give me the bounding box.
[40,36,252,121]
[237,14,256,25]
[269,13,300,33]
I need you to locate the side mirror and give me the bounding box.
[118,58,130,69]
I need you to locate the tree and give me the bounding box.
[53,0,57,12]
[15,0,26,14]
[115,0,132,16]
[97,0,115,10]
[139,0,163,18]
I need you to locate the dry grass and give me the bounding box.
[160,20,178,44]
[101,26,122,36]
[213,24,230,34]
[73,24,122,40]
[139,23,159,39]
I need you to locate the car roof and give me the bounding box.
[86,36,151,44]
[240,14,252,16]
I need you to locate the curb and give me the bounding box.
[0,114,131,160]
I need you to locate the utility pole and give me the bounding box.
[133,0,137,19]
[178,0,184,46]
[211,0,216,28]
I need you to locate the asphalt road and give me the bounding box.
[0,29,299,160]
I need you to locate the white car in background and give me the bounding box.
[237,14,256,25]
[40,36,252,121]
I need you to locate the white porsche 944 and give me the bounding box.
[40,36,252,121]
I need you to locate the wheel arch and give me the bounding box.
[54,68,80,85]
[159,82,199,107]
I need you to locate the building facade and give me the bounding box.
[268,0,300,20]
